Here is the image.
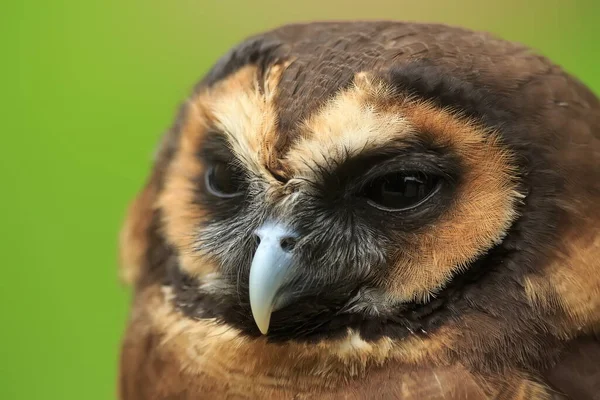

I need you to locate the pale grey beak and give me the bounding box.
[249,222,298,335]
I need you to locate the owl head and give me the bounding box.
[119,22,600,388]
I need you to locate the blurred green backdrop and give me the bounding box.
[2,1,598,399]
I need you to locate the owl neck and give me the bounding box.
[120,285,448,398]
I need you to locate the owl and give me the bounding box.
[118,21,600,399]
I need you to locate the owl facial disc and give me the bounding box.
[249,222,298,334]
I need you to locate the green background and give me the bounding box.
[2,1,598,399]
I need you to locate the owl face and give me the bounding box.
[159,64,520,341]
[121,22,600,378]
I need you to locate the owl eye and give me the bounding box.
[205,162,245,198]
[362,172,441,211]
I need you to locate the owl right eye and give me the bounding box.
[361,171,441,211]
[205,162,246,198]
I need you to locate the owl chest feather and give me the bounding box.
[119,322,489,399]
[118,288,580,400]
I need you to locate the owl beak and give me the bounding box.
[249,223,298,335]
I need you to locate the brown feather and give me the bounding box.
[118,21,600,399]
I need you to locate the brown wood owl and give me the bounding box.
[117,21,600,399]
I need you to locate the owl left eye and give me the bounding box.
[205,162,245,198]
[361,172,441,211]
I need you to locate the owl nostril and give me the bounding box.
[253,223,299,253]
[280,237,297,252]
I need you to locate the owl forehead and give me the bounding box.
[193,65,418,180]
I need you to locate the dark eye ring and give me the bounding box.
[361,172,442,211]
[205,162,245,198]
